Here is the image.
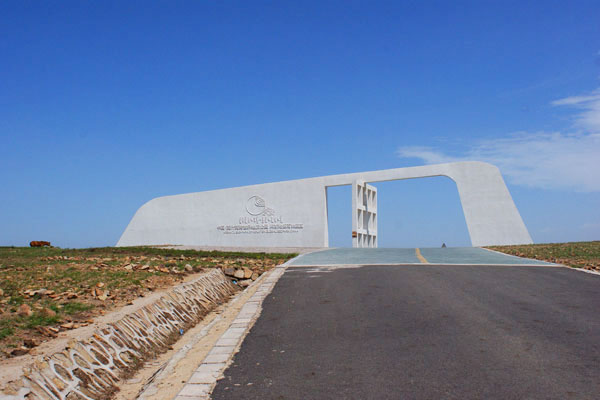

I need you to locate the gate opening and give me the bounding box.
[326,185,352,247]
[326,176,470,248]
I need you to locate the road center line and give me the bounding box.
[415,248,429,264]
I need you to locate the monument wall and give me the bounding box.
[117,178,330,248]
[117,162,533,248]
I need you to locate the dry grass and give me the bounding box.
[486,241,600,271]
[0,246,295,358]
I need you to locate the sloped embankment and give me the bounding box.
[1,269,237,400]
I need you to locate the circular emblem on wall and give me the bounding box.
[246,196,266,215]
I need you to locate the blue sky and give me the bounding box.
[1,1,599,248]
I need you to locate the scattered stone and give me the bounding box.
[96,282,105,288]
[0,288,4,296]
[18,304,33,317]
[36,326,58,337]
[124,264,133,270]
[24,338,39,348]
[251,272,259,281]
[234,269,245,279]
[185,264,193,272]
[242,267,253,279]
[94,288,108,301]
[24,288,49,297]
[223,267,236,277]
[238,279,252,288]
[0,270,236,390]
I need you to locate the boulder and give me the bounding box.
[223,267,236,277]
[10,347,29,356]
[251,272,259,281]
[233,269,245,279]
[29,241,51,247]
[242,267,253,279]
[238,279,252,288]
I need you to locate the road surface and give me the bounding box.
[212,250,599,399]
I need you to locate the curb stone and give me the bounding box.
[173,265,288,400]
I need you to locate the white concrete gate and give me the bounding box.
[118,162,534,248]
[352,180,378,248]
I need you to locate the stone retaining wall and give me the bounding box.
[1,269,237,400]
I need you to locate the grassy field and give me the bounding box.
[0,246,295,358]
[486,241,600,271]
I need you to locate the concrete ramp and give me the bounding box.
[289,247,556,266]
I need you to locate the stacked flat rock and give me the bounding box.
[222,266,260,287]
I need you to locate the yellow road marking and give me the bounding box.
[415,248,428,264]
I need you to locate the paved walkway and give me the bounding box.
[211,263,600,399]
[288,247,555,266]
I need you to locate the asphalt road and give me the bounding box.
[212,265,600,399]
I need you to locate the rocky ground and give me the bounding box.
[486,240,600,271]
[0,246,295,360]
